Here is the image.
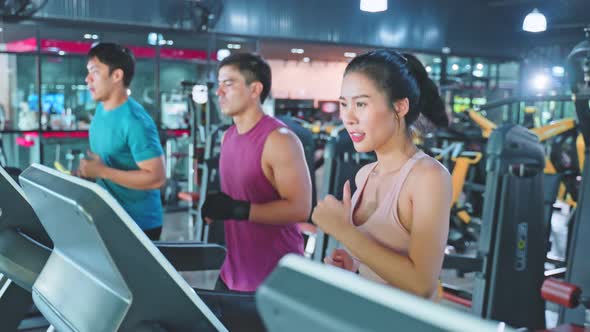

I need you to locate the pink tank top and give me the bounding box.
[219,115,304,292]
[349,150,428,284]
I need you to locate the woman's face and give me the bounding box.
[339,71,405,153]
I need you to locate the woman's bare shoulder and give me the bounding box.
[408,155,451,188]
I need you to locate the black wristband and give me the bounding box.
[232,200,250,221]
[201,192,251,221]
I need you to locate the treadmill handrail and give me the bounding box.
[154,241,226,272]
[442,254,484,273]
[21,164,227,331]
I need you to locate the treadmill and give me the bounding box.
[257,254,517,332]
[18,164,234,331]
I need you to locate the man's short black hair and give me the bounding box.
[219,53,272,103]
[88,42,135,87]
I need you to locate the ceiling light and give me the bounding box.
[217,49,231,61]
[344,52,357,58]
[552,66,565,77]
[451,64,459,71]
[532,73,550,90]
[473,70,484,77]
[360,0,387,13]
[147,32,162,46]
[290,48,304,54]
[523,8,547,33]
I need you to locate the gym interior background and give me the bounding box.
[0,0,589,331]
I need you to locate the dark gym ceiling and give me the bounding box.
[2,0,589,60]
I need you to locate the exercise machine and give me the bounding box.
[257,254,515,332]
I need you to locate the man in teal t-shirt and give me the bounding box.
[78,42,166,240]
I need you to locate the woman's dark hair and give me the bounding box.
[344,49,448,129]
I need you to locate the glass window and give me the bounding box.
[159,33,207,129]
[40,56,93,130]
[0,22,38,54]
[37,25,160,123]
[159,60,211,129]
[447,56,472,86]
[41,134,90,170]
[472,58,490,78]
[130,58,157,120]
[0,132,41,169]
[1,22,262,164]
[416,53,442,82]
[498,61,520,90]
[0,54,37,130]
[37,55,157,131]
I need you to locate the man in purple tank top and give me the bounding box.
[201,53,312,292]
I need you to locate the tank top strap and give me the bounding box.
[386,150,428,231]
[350,162,379,223]
[399,150,427,183]
[254,115,285,137]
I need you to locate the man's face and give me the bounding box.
[85,57,116,102]
[216,65,257,116]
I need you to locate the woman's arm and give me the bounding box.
[327,163,452,297]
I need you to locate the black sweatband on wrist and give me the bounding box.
[233,200,250,221]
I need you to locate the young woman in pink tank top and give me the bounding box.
[312,50,452,299]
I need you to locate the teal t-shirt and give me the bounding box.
[89,97,163,230]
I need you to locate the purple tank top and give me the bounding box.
[219,115,304,291]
